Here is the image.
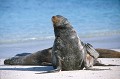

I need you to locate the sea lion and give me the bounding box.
[4,47,52,65]
[96,48,120,58]
[51,15,99,72]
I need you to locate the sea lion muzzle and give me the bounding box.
[52,16,60,26]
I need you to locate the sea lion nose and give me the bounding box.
[52,16,58,24]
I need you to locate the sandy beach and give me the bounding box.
[0,58,120,79]
[0,65,120,79]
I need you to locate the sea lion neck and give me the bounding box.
[53,24,73,37]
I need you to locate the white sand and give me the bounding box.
[0,58,120,79]
[0,49,120,79]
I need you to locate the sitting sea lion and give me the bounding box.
[50,15,99,72]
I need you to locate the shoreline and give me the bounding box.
[0,35,120,58]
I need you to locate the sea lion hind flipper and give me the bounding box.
[85,43,99,59]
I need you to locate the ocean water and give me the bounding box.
[0,0,120,58]
[0,0,120,44]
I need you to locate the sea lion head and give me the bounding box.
[52,15,69,28]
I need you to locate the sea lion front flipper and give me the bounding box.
[35,67,61,74]
[85,43,99,59]
[36,56,62,74]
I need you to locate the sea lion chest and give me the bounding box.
[52,26,84,70]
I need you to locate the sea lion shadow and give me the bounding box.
[84,68,111,71]
[0,66,54,72]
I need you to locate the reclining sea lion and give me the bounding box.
[4,48,52,65]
